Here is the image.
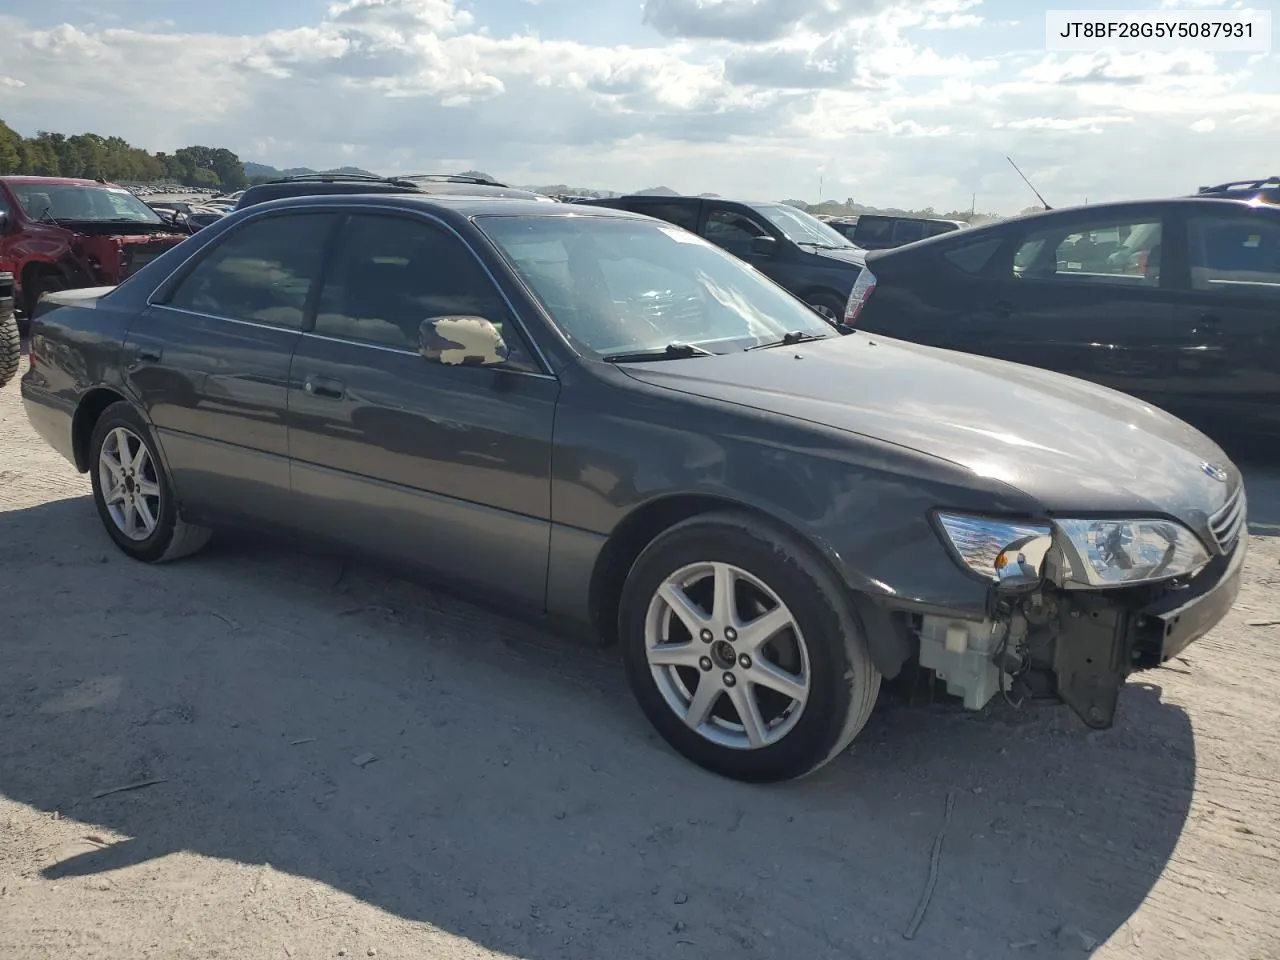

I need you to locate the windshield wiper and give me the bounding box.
[602,343,715,363]
[746,331,834,351]
[37,206,61,226]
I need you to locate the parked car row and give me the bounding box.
[19,187,1250,782]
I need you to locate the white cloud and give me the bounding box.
[0,1,1276,213]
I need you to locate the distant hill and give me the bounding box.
[242,162,379,181]
[634,186,680,197]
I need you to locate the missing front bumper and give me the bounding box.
[916,535,1247,728]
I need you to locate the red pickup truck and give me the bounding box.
[0,176,190,331]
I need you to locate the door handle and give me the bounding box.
[1194,313,1223,334]
[992,299,1014,318]
[303,375,345,399]
[127,346,162,369]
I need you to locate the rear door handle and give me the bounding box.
[303,375,345,399]
[1194,313,1223,334]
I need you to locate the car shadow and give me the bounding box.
[2,494,1195,958]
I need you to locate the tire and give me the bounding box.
[805,292,846,323]
[0,311,19,389]
[88,401,212,563]
[618,512,881,782]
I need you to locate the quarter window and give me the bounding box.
[1012,218,1162,286]
[1187,215,1280,297]
[943,237,1002,275]
[167,213,334,329]
[314,214,537,369]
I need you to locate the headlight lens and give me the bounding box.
[1055,518,1210,587]
[937,513,1212,589]
[936,514,1053,581]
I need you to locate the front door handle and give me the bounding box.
[992,299,1014,318]
[127,345,162,369]
[303,375,345,400]
[1193,313,1223,335]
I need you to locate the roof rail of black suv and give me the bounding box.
[1196,176,1280,194]
[399,173,511,187]
[264,172,422,188]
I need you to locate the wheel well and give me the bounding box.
[72,388,127,472]
[588,494,820,646]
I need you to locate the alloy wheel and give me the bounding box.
[98,426,162,541]
[644,561,811,750]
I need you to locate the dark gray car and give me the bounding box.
[20,194,1246,782]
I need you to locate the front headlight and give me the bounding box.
[1055,518,1210,587]
[936,514,1053,584]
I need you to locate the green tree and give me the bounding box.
[0,121,23,173]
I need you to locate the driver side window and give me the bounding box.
[313,214,539,371]
[703,209,768,257]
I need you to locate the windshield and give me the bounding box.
[477,214,839,359]
[9,182,165,224]
[755,203,858,249]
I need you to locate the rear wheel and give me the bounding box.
[618,512,881,782]
[88,401,211,563]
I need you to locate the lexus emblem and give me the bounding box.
[1200,461,1229,482]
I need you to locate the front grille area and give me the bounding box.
[1209,484,1247,554]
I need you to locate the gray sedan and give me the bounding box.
[20,194,1246,782]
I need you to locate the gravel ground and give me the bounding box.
[2,370,1279,960]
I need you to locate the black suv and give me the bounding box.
[234,173,552,210]
[576,195,865,320]
[847,197,1280,442]
[1194,176,1280,206]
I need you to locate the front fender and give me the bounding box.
[552,371,1038,622]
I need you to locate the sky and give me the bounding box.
[0,0,1275,213]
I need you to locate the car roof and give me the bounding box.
[245,192,643,221]
[0,175,123,188]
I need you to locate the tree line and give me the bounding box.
[0,120,249,189]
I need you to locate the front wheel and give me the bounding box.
[88,401,212,563]
[0,310,19,389]
[619,513,881,782]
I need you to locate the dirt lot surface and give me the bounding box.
[2,372,1279,960]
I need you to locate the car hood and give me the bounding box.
[620,333,1239,523]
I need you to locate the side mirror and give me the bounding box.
[0,212,8,232]
[751,235,779,256]
[419,316,510,367]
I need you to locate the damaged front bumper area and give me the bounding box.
[916,503,1248,728]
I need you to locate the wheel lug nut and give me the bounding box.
[699,629,713,643]
[724,627,737,642]
[699,657,713,672]
[739,654,752,669]
[723,673,736,688]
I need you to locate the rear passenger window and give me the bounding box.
[1012,218,1162,286]
[1188,215,1280,297]
[313,214,538,370]
[167,213,334,328]
[943,237,1002,275]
